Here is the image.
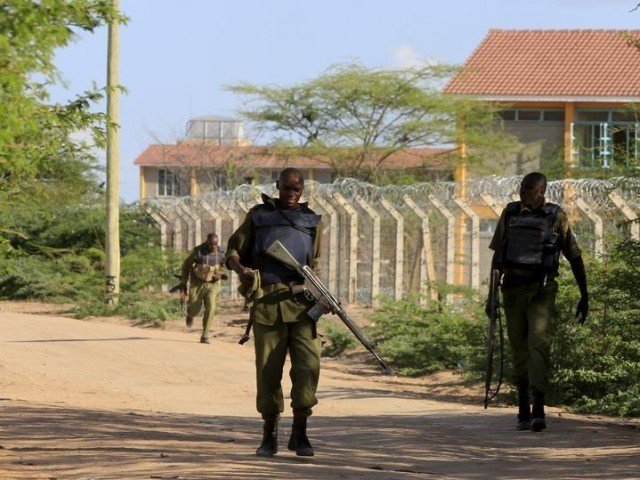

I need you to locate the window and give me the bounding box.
[518,110,541,121]
[572,110,639,168]
[576,110,609,122]
[158,169,180,196]
[497,109,564,122]
[543,110,565,122]
[498,110,516,121]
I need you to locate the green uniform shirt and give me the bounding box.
[225,197,323,326]
[489,202,582,277]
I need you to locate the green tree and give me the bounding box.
[228,62,516,183]
[0,0,122,200]
[0,0,125,253]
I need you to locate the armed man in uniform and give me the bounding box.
[180,232,226,344]
[226,167,322,457]
[487,172,588,432]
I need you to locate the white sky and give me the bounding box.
[48,0,640,202]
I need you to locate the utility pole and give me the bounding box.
[105,0,121,305]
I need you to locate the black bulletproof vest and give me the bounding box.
[501,201,561,273]
[195,244,224,266]
[251,208,320,285]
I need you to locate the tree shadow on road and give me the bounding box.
[0,399,638,479]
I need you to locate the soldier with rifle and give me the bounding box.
[486,172,589,432]
[225,168,323,457]
[179,232,227,344]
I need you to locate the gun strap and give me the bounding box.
[243,316,254,338]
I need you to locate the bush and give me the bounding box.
[0,255,100,301]
[550,240,640,416]
[367,285,487,376]
[321,322,356,357]
[0,201,182,324]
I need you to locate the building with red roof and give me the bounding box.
[445,29,640,173]
[134,116,452,199]
[135,30,640,199]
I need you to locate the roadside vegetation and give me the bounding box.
[325,240,639,416]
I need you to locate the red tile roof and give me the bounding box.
[444,29,640,98]
[133,144,453,170]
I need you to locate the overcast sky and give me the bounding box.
[48,0,639,202]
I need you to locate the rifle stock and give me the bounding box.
[266,240,391,373]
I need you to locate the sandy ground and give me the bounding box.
[0,301,639,479]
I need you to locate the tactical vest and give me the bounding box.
[251,208,320,285]
[193,245,225,281]
[195,244,224,266]
[501,201,562,273]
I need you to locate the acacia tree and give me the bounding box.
[228,62,516,182]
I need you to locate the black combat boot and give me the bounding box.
[288,416,314,457]
[516,381,531,430]
[531,392,546,432]
[186,315,193,328]
[256,419,278,457]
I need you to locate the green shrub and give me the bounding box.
[550,240,640,416]
[321,322,356,357]
[367,285,487,376]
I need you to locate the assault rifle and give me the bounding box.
[169,274,187,315]
[484,269,504,409]
[265,240,391,373]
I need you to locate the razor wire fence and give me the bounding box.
[145,176,640,305]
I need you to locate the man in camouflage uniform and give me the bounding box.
[226,167,322,457]
[181,233,226,344]
[487,172,589,432]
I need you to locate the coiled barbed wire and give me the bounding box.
[145,176,640,217]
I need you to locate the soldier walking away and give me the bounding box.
[226,167,323,457]
[486,172,589,432]
[180,233,227,344]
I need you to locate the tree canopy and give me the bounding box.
[228,62,516,182]
[0,0,122,202]
[0,0,124,254]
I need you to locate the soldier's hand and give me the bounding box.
[575,295,589,324]
[238,266,255,286]
[484,298,495,320]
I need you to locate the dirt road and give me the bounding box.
[1,303,639,479]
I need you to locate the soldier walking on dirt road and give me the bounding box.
[226,167,323,457]
[486,172,589,432]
